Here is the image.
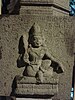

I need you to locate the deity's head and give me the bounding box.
[29,23,43,47]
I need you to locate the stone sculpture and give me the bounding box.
[15,23,64,96]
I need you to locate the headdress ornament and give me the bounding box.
[29,23,42,36]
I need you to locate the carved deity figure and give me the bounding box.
[18,23,64,83]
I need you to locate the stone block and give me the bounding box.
[0,9,74,100]
[15,84,58,95]
[15,76,58,96]
[20,0,53,4]
[54,0,69,10]
[20,0,69,16]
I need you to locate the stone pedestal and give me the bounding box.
[15,76,58,96]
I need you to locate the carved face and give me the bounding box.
[31,35,43,47]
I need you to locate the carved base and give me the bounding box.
[15,75,58,84]
[15,84,58,95]
[15,76,58,96]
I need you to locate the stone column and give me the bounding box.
[0,0,74,100]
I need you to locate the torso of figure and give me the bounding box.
[28,46,45,69]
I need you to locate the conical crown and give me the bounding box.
[29,23,42,36]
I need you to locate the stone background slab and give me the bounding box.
[0,1,74,100]
[0,15,74,100]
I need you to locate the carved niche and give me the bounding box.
[14,23,64,97]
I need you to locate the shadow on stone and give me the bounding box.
[0,46,2,60]
[2,0,20,15]
[72,65,75,89]
[10,0,21,15]
[51,61,63,73]
[17,36,27,68]
[10,77,17,97]
[15,94,54,99]
[18,36,25,55]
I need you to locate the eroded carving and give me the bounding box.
[15,23,64,96]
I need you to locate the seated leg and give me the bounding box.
[26,65,36,77]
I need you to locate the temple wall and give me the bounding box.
[0,0,74,100]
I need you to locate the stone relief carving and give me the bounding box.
[15,23,64,96]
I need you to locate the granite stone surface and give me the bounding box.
[0,0,74,100]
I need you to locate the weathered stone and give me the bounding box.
[16,76,58,84]
[20,0,69,11]
[14,23,64,97]
[20,0,69,16]
[16,99,52,100]
[15,84,58,95]
[16,23,64,83]
[0,1,74,100]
